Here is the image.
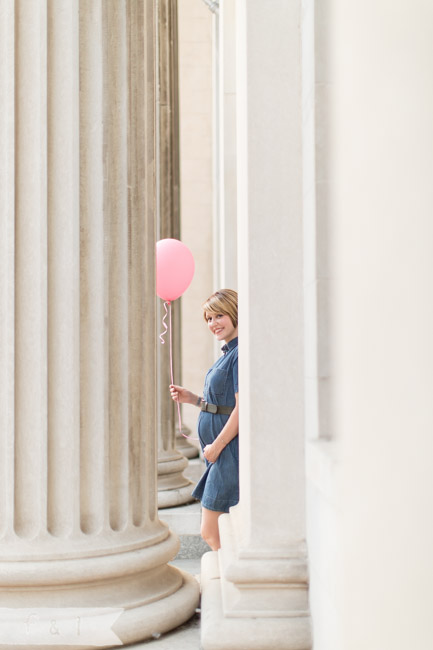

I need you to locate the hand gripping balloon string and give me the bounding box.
[159,301,198,440]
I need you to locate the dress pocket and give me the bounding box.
[209,367,228,396]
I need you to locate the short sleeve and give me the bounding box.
[232,357,238,394]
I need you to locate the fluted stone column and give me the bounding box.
[157,0,197,508]
[168,0,198,460]
[200,1,312,648]
[0,2,199,647]
[213,0,238,290]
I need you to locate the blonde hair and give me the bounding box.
[202,289,238,328]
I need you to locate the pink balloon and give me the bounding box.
[156,239,195,301]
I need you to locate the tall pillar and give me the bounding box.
[169,0,198,458]
[156,0,196,507]
[328,2,433,648]
[200,1,312,648]
[0,1,199,647]
[159,0,198,461]
[215,0,238,290]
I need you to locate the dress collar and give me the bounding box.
[221,337,238,354]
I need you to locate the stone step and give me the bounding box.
[160,500,202,536]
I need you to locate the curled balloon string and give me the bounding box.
[159,301,170,345]
[159,300,198,441]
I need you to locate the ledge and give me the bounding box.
[200,552,312,650]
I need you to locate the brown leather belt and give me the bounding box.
[200,401,234,415]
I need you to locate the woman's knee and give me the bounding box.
[200,522,219,549]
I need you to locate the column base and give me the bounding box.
[0,532,200,649]
[200,552,311,650]
[158,451,195,508]
[158,483,196,508]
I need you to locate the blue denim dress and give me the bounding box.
[192,337,239,512]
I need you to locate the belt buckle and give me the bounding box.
[201,401,217,414]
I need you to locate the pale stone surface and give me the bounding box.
[201,552,310,650]
[201,1,312,647]
[305,1,433,649]
[196,0,433,648]
[302,0,332,447]
[235,0,306,554]
[302,3,338,645]
[156,0,195,508]
[127,558,201,650]
[326,2,433,649]
[160,500,202,536]
[215,0,238,290]
[128,612,201,650]
[0,2,199,647]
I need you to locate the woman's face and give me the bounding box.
[205,312,238,343]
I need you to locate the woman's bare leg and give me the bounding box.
[201,507,224,550]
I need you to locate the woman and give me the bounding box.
[169,289,239,551]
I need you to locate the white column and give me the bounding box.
[328,2,433,649]
[0,2,199,647]
[0,0,14,538]
[207,0,238,293]
[159,0,198,461]
[216,0,238,290]
[156,0,196,505]
[200,1,312,648]
[302,1,339,646]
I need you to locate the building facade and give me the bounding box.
[1,1,432,649]
[185,1,433,649]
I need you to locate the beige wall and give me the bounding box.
[306,1,433,648]
[331,2,433,648]
[178,0,215,438]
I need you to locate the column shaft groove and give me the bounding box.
[14,0,48,540]
[47,0,80,538]
[79,0,106,536]
[127,0,147,528]
[0,0,15,539]
[142,0,159,525]
[103,0,130,533]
